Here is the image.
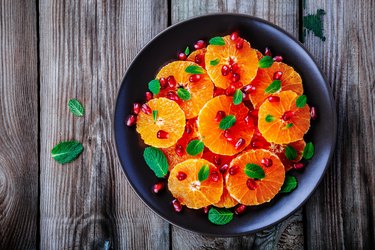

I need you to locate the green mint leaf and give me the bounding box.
[68,99,85,117]
[186,139,204,156]
[285,123,293,129]
[148,79,160,94]
[233,89,243,105]
[285,145,297,160]
[51,140,83,164]
[198,164,210,182]
[210,58,220,66]
[184,46,190,56]
[296,95,307,108]
[244,163,265,180]
[177,88,191,101]
[303,142,315,160]
[219,115,236,130]
[208,207,234,225]
[280,175,298,193]
[209,36,225,46]
[265,80,281,94]
[185,65,205,74]
[143,147,169,178]
[258,56,273,68]
[152,110,158,122]
[265,114,275,122]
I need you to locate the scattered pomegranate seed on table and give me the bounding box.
[126,114,136,127]
[177,171,187,181]
[234,204,247,215]
[132,102,141,114]
[261,158,273,167]
[214,110,226,122]
[172,199,183,212]
[246,179,258,190]
[141,104,152,115]
[152,182,165,194]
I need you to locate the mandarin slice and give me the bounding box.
[187,48,206,68]
[155,61,214,119]
[258,91,310,144]
[197,95,255,156]
[213,186,239,208]
[205,35,258,89]
[168,159,223,209]
[226,149,285,205]
[136,97,185,148]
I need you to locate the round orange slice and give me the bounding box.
[214,186,239,208]
[187,48,206,68]
[168,159,223,209]
[136,97,185,148]
[205,35,258,89]
[226,149,285,205]
[258,91,310,144]
[155,61,214,119]
[197,95,255,156]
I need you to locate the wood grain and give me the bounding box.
[39,1,170,248]
[303,0,375,249]
[0,0,38,248]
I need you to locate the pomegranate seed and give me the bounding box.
[236,38,244,49]
[230,63,240,73]
[293,162,304,170]
[264,47,272,57]
[273,71,283,80]
[203,206,210,214]
[195,54,203,64]
[221,65,230,76]
[215,110,226,122]
[177,171,187,181]
[261,158,273,167]
[194,40,206,49]
[132,103,141,114]
[310,107,318,120]
[224,129,234,142]
[172,199,183,212]
[234,204,247,215]
[244,114,253,125]
[234,138,245,150]
[152,182,165,194]
[189,74,201,82]
[213,155,222,166]
[246,179,258,190]
[210,171,220,182]
[219,164,229,174]
[145,91,152,101]
[242,84,256,94]
[141,104,152,115]
[167,91,180,101]
[175,144,184,157]
[159,77,167,89]
[157,130,169,139]
[268,96,280,102]
[230,32,239,41]
[229,165,239,175]
[230,73,240,83]
[184,124,192,134]
[225,84,236,96]
[242,91,249,101]
[167,76,177,88]
[281,111,294,121]
[214,88,225,97]
[228,57,235,65]
[251,140,270,149]
[126,114,136,126]
[249,109,259,118]
[273,55,283,62]
[178,52,187,61]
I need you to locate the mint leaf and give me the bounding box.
[296,95,307,108]
[143,147,169,178]
[186,139,204,156]
[208,207,234,225]
[68,99,85,117]
[177,88,191,100]
[198,164,210,182]
[51,140,83,164]
[148,79,160,94]
[233,89,243,105]
[185,65,205,74]
[209,37,225,46]
[258,56,273,68]
[303,142,315,160]
[265,114,275,122]
[285,145,297,160]
[285,123,293,129]
[280,175,298,193]
[210,58,220,66]
[244,163,265,179]
[265,80,281,94]
[184,46,190,56]
[219,115,236,130]
[153,110,158,122]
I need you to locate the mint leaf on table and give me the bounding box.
[303,142,315,160]
[258,56,273,68]
[148,79,160,95]
[209,36,225,46]
[219,115,236,130]
[280,175,298,193]
[244,164,265,179]
[265,80,281,94]
[185,65,205,74]
[208,207,234,225]
[285,145,297,160]
[198,164,210,182]
[233,89,243,105]
[143,147,169,178]
[51,140,83,164]
[296,94,307,108]
[177,88,191,101]
[68,99,85,117]
[186,139,204,156]
[210,58,220,66]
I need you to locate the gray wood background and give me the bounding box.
[0,0,373,249]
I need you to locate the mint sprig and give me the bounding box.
[148,79,160,94]
[265,80,281,94]
[68,99,85,117]
[198,165,210,182]
[219,115,236,130]
[296,95,307,108]
[209,37,225,46]
[280,175,298,193]
[258,56,273,68]
[186,139,204,156]
[233,89,243,105]
[177,88,191,101]
[208,207,234,225]
[185,65,205,74]
[152,110,158,122]
[210,58,220,66]
[244,164,265,179]
[285,145,297,160]
[51,140,84,164]
[303,142,315,160]
[143,147,169,178]
[184,46,190,56]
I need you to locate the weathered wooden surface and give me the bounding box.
[0,0,38,248]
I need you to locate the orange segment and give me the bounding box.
[205,35,258,89]
[197,95,255,156]
[155,61,214,119]
[258,91,310,144]
[168,159,223,209]
[214,186,238,208]
[226,149,285,205]
[187,48,206,68]
[136,97,185,148]
[249,62,303,108]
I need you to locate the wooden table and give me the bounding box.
[0,0,374,249]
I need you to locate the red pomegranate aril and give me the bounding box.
[224,129,234,142]
[185,124,192,134]
[157,130,169,139]
[234,138,245,150]
[152,182,165,194]
[311,106,318,120]
[219,164,229,174]
[189,74,201,82]
[244,114,253,125]
[172,199,183,212]
[159,77,167,89]
[230,73,240,83]
[203,206,210,214]
[167,91,180,101]
[194,40,206,49]
[225,84,236,96]
[273,55,283,62]
[273,71,283,80]
[229,165,239,175]
[236,38,244,49]
[213,155,222,166]
[132,102,141,115]
[230,31,239,41]
[167,75,177,88]
[126,114,136,127]
[175,144,184,157]
[177,171,187,181]
[215,110,226,122]
[214,88,225,97]
[264,47,272,57]
[281,111,294,121]
[178,52,187,61]
[195,54,203,64]
[234,204,247,215]
[210,171,220,182]
[251,140,270,149]
[249,109,259,118]
[242,91,249,101]
[247,179,258,190]
[293,162,305,170]
[268,96,280,102]
[242,84,256,94]
[145,91,152,101]
[141,104,152,115]
[230,63,240,73]
[261,158,273,167]
[221,65,230,76]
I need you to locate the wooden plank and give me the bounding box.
[0,0,38,248]
[39,1,169,248]
[171,1,303,249]
[303,0,375,249]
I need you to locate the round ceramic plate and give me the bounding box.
[114,14,337,236]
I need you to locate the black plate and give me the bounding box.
[114,14,337,236]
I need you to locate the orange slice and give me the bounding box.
[214,186,238,208]
[187,48,206,68]
[136,97,185,148]
[269,139,306,171]
[258,91,310,144]
[226,149,285,205]
[168,159,223,209]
